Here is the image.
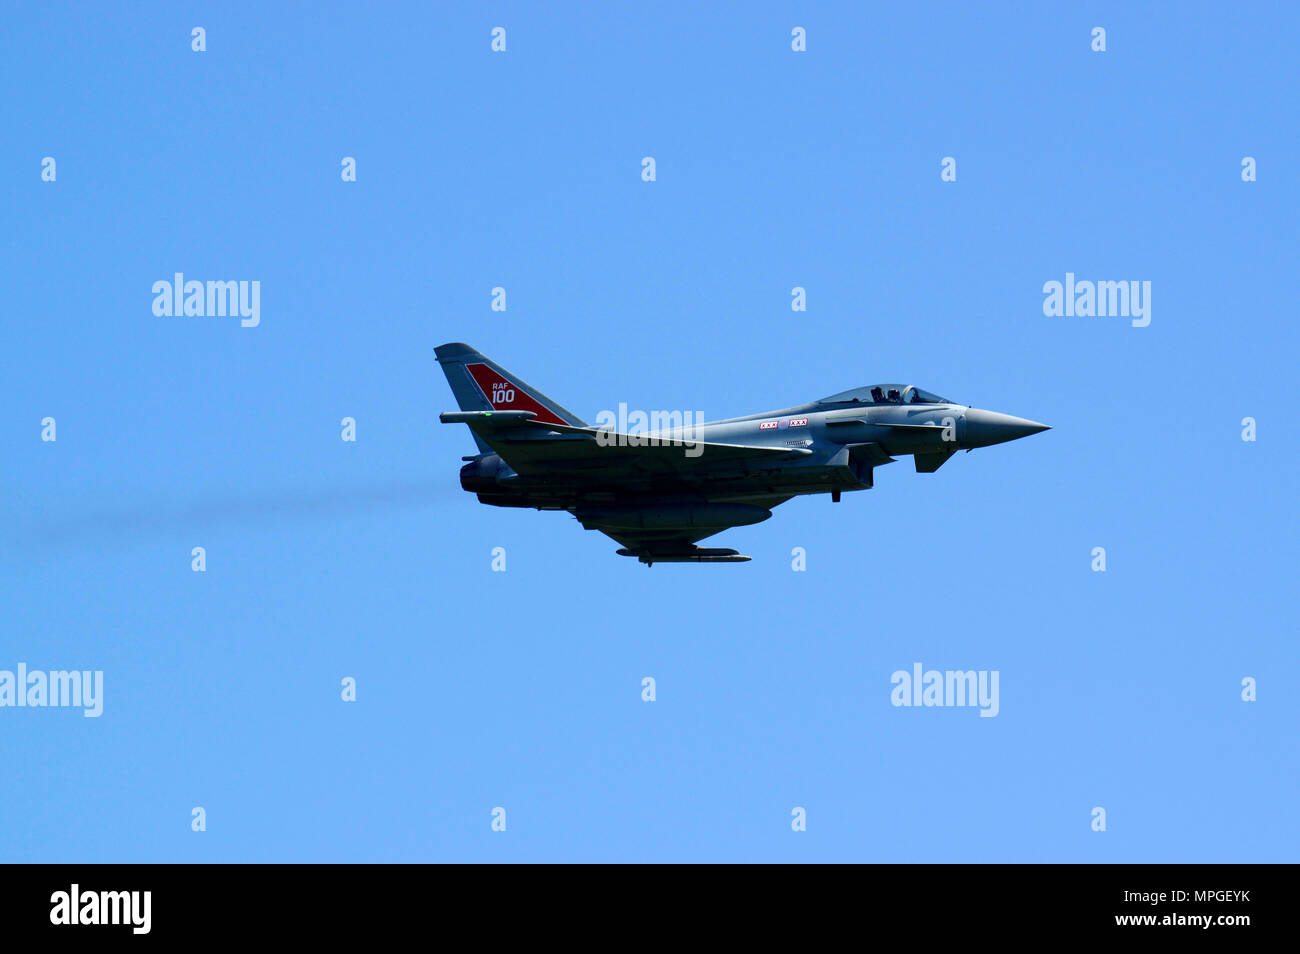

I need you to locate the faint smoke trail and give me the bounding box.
[14,478,461,549]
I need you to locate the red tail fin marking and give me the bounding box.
[465,363,568,427]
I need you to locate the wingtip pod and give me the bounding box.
[439,409,537,425]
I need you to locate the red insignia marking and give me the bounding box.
[465,363,567,426]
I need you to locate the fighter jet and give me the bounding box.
[437,342,1050,564]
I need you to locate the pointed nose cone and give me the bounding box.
[964,409,1051,448]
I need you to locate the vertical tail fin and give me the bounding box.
[435,343,587,448]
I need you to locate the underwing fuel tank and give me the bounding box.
[576,503,772,531]
[615,547,751,564]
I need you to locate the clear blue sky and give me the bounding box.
[2,2,1295,862]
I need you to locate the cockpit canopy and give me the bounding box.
[816,384,952,406]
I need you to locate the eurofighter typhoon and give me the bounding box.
[437,343,1050,564]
